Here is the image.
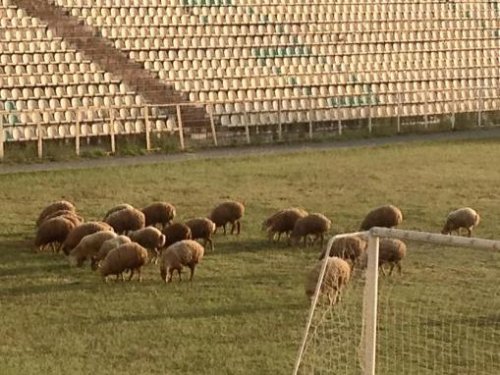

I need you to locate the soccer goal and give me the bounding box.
[293,228,500,375]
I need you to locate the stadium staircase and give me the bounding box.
[10,0,211,133]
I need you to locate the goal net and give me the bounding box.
[293,228,500,375]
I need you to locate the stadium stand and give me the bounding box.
[1,0,499,143]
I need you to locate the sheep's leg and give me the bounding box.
[276,232,282,242]
[128,269,135,281]
[303,236,307,247]
[160,267,167,283]
[467,227,472,237]
[178,269,182,281]
[137,268,142,282]
[397,262,402,275]
[320,234,324,246]
[388,263,395,276]
[380,265,387,276]
[189,265,195,281]
[236,221,241,235]
[222,224,227,235]
[230,222,235,235]
[207,238,214,251]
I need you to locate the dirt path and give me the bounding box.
[1,128,500,175]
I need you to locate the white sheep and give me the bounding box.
[441,207,480,237]
[305,257,351,305]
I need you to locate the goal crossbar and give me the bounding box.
[293,227,500,375]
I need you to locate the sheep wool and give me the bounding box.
[319,235,367,267]
[359,204,403,231]
[208,200,245,235]
[159,240,204,283]
[162,222,192,248]
[441,207,480,237]
[184,218,216,251]
[141,202,176,229]
[128,226,166,263]
[36,200,76,227]
[99,242,148,282]
[35,216,76,252]
[103,203,135,221]
[62,221,114,255]
[91,235,131,270]
[68,231,118,267]
[290,213,331,247]
[104,207,145,234]
[262,207,308,242]
[305,257,351,305]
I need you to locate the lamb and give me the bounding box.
[184,217,216,251]
[441,207,480,237]
[35,216,76,252]
[36,200,76,227]
[319,235,367,271]
[141,202,176,229]
[208,200,245,235]
[128,226,166,264]
[159,240,204,283]
[262,207,308,242]
[305,257,351,305]
[91,235,131,270]
[40,209,84,227]
[359,238,407,276]
[290,213,332,247]
[68,231,118,267]
[103,203,135,221]
[62,221,114,255]
[359,204,403,231]
[162,222,192,248]
[104,207,145,234]
[99,242,148,282]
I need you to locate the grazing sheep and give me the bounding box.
[319,235,367,272]
[359,238,407,276]
[103,203,135,221]
[441,207,480,237]
[262,207,308,242]
[35,217,76,252]
[68,231,118,267]
[290,213,332,247]
[91,235,131,270]
[359,204,403,230]
[36,200,76,227]
[104,207,145,234]
[141,202,176,229]
[99,242,148,282]
[305,257,351,305]
[40,210,84,227]
[159,240,204,283]
[185,217,216,251]
[208,200,245,235]
[62,221,114,255]
[128,226,166,264]
[162,222,192,248]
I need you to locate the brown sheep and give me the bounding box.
[162,222,192,248]
[99,242,148,282]
[208,200,245,235]
[62,221,114,255]
[36,200,75,227]
[184,218,216,251]
[359,204,403,231]
[262,207,308,242]
[159,240,204,283]
[319,235,367,272]
[290,213,332,247]
[305,257,351,305]
[359,238,407,276]
[128,226,166,264]
[103,203,135,221]
[91,235,132,270]
[141,202,176,229]
[35,217,76,252]
[68,231,118,267]
[441,207,480,237]
[104,207,145,234]
[39,210,84,227]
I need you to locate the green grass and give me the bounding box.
[1,139,500,374]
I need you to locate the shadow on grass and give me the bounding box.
[0,280,93,297]
[0,262,71,277]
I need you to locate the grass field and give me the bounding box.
[1,139,500,374]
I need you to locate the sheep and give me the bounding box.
[319,235,367,272]
[36,200,76,227]
[128,226,166,264]
[141,202,176,229]
[208,200,245,235]
[39,209,84,227]
[62,221,114,255]
[305,257,351,305]
[359,204,403,231]
[159,240,204,283]
[290,213,332,247]
[184,217,216,251]
[359,238,407,276]
[103,203,135,221]
[91,235,131,270]
[262,207,308,242]
[104,207,145,234]
[68,231,118,267]
[99,242,148,282]
[35,216,76,253]
[441,207,480,237]
[162,222,192,248]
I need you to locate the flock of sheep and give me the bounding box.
[33,199,481,303]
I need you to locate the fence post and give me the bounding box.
[363,234,380,375]
[145,105,151,151]
[75,110,80,156]
[109,109,116,154]
[209,110,218,146]
[0,112,4,160]
[37,122,43,158]
[176,105,185,150]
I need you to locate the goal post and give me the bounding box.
[293,227,500,375]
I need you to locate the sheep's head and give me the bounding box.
[90,257,99,271]
[441,221,452,235]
